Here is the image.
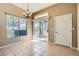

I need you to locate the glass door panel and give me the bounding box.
[42,19,48,37]
[41,19,48,41]
[33,21,40,39]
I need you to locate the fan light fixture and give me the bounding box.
[23,3,32,18]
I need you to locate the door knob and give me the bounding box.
[47,30,48,32]
[56,32,58,33]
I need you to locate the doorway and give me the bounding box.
[54,14,72,47]
[33,17,48,41]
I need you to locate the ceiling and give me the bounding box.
[13,3,56,13]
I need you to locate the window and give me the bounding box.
[7,14,27,38]
[7,15,15,38]
[19,18,27,36]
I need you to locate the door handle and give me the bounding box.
[56,32,58,33]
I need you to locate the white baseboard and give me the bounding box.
[71,47,77,50]
[77,48,79,51]
[0,41,24,48]
[54,42,78,50]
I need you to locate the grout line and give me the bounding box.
[9,47,16,56]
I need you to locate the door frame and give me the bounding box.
[77,6,79,50]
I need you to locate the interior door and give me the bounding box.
[54,14,72,47]
[66,15,72,47]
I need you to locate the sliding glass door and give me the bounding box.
[33,18,48,41]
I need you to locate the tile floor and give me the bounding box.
[0,40,79,56]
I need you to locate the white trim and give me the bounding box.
[54,42,77,50]
[34,13,48,19]
[0,40,25,48]
[77,4,79,52]
[71,47,78,50]
[77,48,79,51]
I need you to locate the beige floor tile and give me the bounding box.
[0,40,79,56]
